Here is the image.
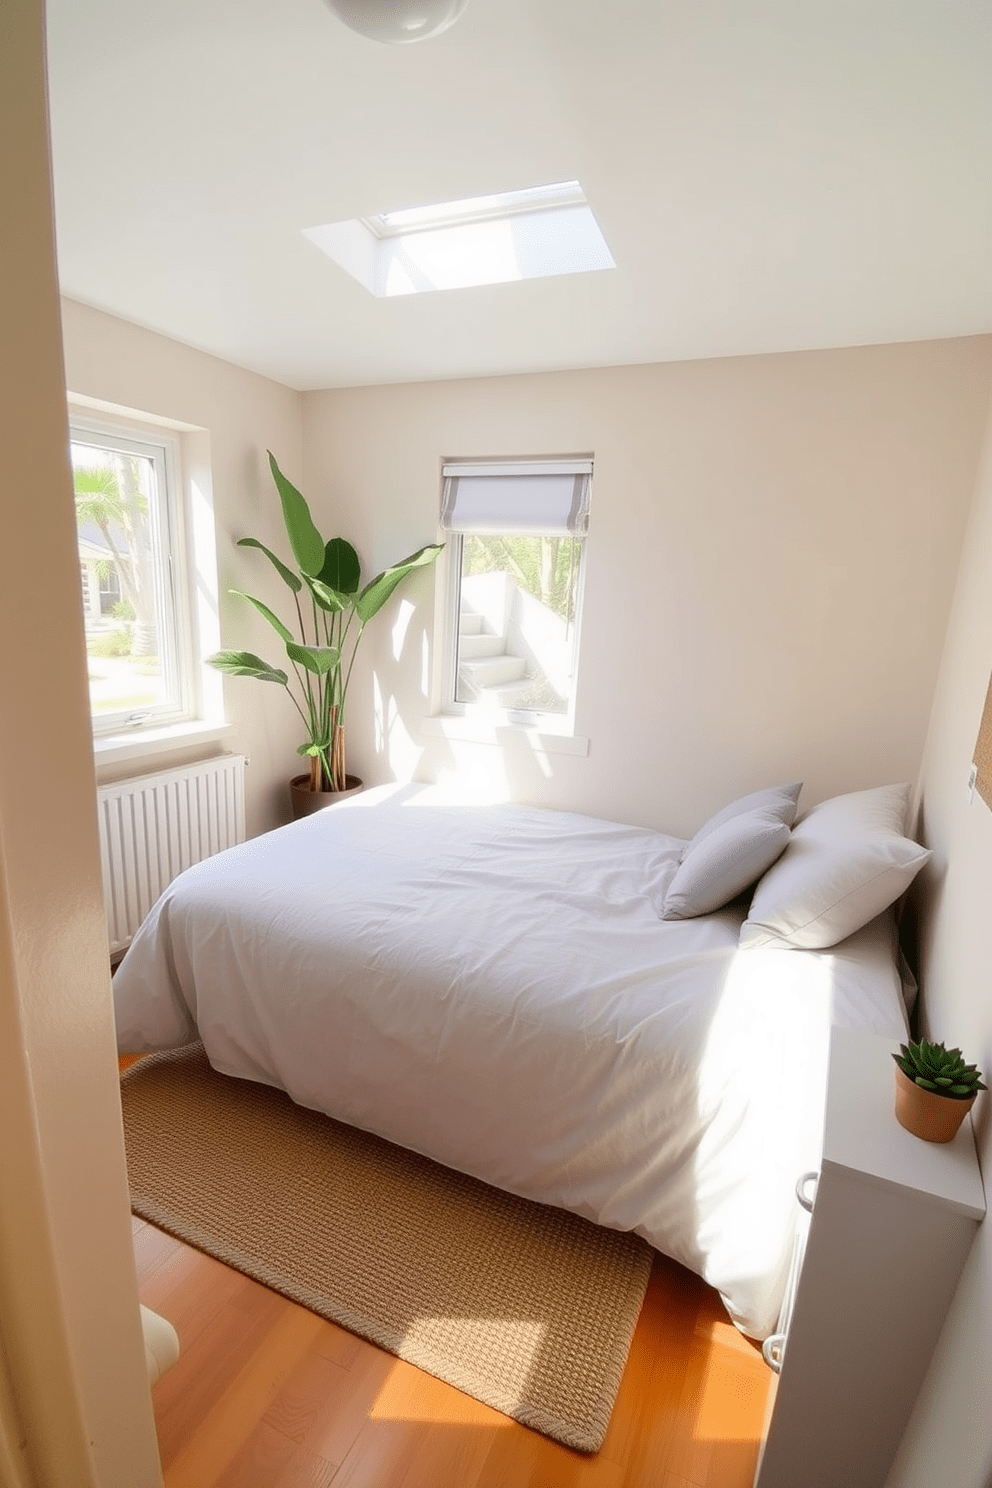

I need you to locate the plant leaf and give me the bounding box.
[303,574,350,613]
[286,641,340,675]
[207,650,288,684]
[236,538,302,594]
[230,590,294,645]
[318,537,361,596]
[356,543,443,625]
[268,452,325,577]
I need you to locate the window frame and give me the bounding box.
[70,412,196,737]
[438,461,591,733]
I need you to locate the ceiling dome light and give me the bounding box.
[325,0,471,44]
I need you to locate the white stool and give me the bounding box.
[140,1305,180,1386]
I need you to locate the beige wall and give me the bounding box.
[885,391,992,1487]
[303,339,992,835]
[62,309,992,840]
[0,4,161,1484]
[60,299,305,837]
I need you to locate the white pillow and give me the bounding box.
[661,806,791,920]
[739,783,929,951]
[685,782,802,857]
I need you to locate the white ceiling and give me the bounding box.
[46,0,992,391]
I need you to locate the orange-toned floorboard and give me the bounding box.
[134,1214,772,1488]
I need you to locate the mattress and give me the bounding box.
[113,782,909,1338]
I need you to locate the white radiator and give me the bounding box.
[97,754,246,957]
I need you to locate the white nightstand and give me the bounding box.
[754,1025,986,1488]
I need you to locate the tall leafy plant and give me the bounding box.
[210,453,442,792]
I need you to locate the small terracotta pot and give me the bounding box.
[290,773,363,820]
[893,1063,975,1144]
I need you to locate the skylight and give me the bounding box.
[363,181,588,237]
[303,181,615,298]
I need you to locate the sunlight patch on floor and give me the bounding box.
[691,1348,768,1445]
[367,1316,545,1423]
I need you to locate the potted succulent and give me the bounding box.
[210,452,442,818]
[892,1039,986,1143]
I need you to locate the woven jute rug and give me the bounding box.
[120,1044,653,1452]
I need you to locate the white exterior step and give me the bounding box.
[458,611,484,635]
[458,654,528,691]
[459,634,505,659]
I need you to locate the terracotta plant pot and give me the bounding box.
[290,773,364,820]
[893,1063,976,1144]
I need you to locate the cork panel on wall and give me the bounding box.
[974,671,992,809]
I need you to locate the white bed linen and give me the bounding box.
[113,783,908,1338]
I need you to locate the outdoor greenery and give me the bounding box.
[88,629,135,659]
[463,534,581,621]
[209,453,442,793]
[894,1040,987,1100]
[73,450,158,654]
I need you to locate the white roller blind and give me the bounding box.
[440,461,592,536]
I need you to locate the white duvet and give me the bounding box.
[113,783,908,1338]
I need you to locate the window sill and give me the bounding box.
[422,714,589,757]
[92,719,237,769]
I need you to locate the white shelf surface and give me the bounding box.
[825,1027,986,1221]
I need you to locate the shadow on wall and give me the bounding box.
[345,550,576,806]
[359,599,557,806]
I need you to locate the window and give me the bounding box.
[304,181,615,298]
[71,417,192,733]
[440,460,591,725]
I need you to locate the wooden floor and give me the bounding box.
[134,1217,772,1488]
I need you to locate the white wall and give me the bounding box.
[0,6,161,1483]
[60,299,305,837]
[303,339,992,835]
[885,389,992,1487]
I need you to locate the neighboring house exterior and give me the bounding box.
[77,522,122,622]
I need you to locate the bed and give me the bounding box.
[112,780,922,1340]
